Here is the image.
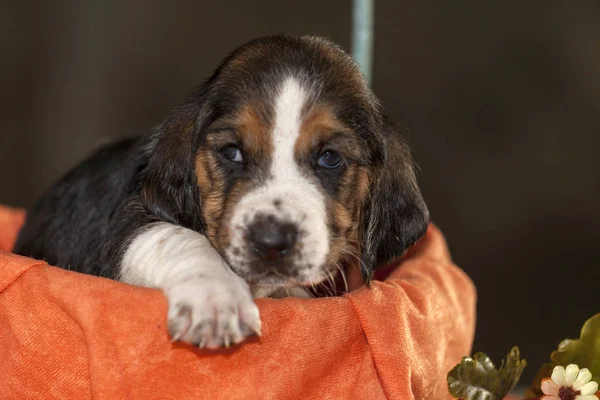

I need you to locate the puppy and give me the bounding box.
[14,35,429,349]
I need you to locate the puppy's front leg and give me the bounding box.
[120,222,261,348]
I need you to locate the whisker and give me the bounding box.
[328,270,337,291]
[317,272,335,298]
[341,249,368,272]
[335,263,349,294]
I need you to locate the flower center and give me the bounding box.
[558,386,580,400]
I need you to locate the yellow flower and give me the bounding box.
[541,364,598,400]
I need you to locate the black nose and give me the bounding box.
[247,217,298,262]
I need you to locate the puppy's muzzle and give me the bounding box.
[247,216,298,264]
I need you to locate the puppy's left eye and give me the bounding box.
[221,145,243,163]
[317,150,344,169]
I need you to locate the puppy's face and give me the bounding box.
[196,77,372,288]
[143,35,429,290]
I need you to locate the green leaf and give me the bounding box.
[527,313,600,397]
[447,347,527,400]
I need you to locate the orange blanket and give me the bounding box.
[0,204,476,399]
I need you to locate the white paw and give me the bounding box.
[166,278,261,349]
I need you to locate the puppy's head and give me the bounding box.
[142,35,429,289]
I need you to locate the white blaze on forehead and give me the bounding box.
[226,77,329,279]
[271,77,307,180]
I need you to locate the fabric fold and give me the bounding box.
[0,205,476,399]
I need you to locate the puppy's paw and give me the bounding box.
[166,278,261,349]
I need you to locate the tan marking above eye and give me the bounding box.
[205,130,238,148]
[236,105,271,157]
[296,103,360,161]
[207,105,272,160]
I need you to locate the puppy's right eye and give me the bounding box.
[220,145,243,163]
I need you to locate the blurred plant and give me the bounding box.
[447,347,526,400]
[448,313,600,400]
[527,313,600,398]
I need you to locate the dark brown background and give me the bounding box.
[1,0,598,384]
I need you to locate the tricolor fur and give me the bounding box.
[14,35,429,348]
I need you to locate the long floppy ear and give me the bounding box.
[360,119,430,284]
[140,94,210,231]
